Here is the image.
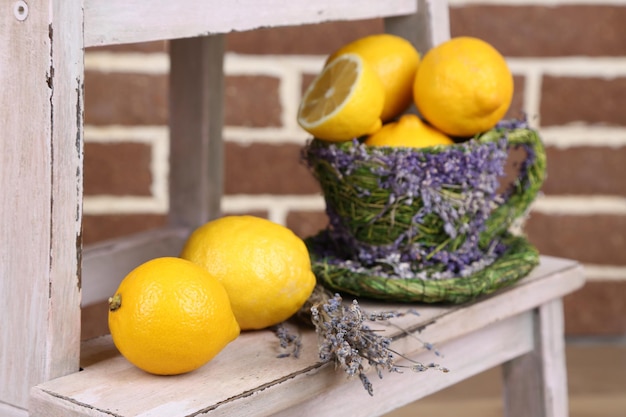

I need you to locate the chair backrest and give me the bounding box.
[0,1,449,413]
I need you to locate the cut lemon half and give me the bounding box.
[326,34,420,122]
[297,54,385,142]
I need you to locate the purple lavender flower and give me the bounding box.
[310,292,445,396]
[303,129,515,277]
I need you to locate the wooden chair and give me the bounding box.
[1,1,583,416]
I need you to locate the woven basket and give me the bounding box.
[303,121,546,303]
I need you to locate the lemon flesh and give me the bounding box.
[327,34,420,122]
[298,54,384,141]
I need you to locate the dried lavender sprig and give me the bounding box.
[309,287,448,396]
[272,323,302,358]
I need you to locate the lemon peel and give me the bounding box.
[414,36,513,137]
[365,114,453,149]
[298,54,384,141]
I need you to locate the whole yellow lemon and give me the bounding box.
[365,114,453,148]
[414,36,513,137]
[180,216,316,330]
[108,257,240,375]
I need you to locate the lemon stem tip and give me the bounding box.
[108,294,122,311]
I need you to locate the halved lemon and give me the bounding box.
[326,34,420,122]
[297,54,385,142]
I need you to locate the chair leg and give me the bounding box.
[502,299,569,417]
[384,0,450,53]
[169,35,225,230]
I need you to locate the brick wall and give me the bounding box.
[83,1,626,338]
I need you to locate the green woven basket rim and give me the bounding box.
[306,232,539,304]
[304,127,547,250]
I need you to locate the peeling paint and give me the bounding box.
[48,23,55,279]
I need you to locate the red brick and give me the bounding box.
[224,76,282,127]
[82,214,167,245]
[450,5,626,57]
[506,75,525,120]
[498,146,529,195]
[84,72,168,125]
[286,210,328,239]
[542,146,626,196]
[301,73,317,97]
[525,213,626,266]
[540,76,626,127]
[226,19,383,55]
[84,142,152,196]
[224,143,321,195]
[564,281,626,336]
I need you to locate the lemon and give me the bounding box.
[364,114,453,148]
[297,53,385,141]
[180,215,316,330]
[414,36,513,137]
[327,34,420,122]
[108,257,240,375]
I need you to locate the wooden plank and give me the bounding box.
[0,402,27,417]
[30,257,584,417]
[47,0,85,387]
[385,0,450,54]
[270,313,534,417]
[502,299,569,417]
[84,0,417,47]
[168,36,225,229]
[368,256,584,349]
[29,310,533,417]
[82,227,189,306]
[1,0,83,409]
[537,300,569,417]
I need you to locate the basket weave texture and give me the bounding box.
[303,121,546,303]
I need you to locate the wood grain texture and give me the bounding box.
[84,0,417,46]
[502,299,569,417]
[30,257,584,417]
[385,0,451,54]
[1,0,82,409]
[168,36,225,230]
[0,402,27,417]
[82,227,189,306]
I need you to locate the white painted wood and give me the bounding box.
[82,228,189,306]
[0,402,27,417]
[537,300,571,417]
[46,0,84,388]
[272,313,535,417]
[502,299,570,417]
[30,257,584,417]
[84,0,417,47]
[384,0,450,55]
[1,0,82,410]
[31,316,532,417]
[169,36,225,230]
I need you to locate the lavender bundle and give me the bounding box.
[302,122,546,303]
[276,284,448,396]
